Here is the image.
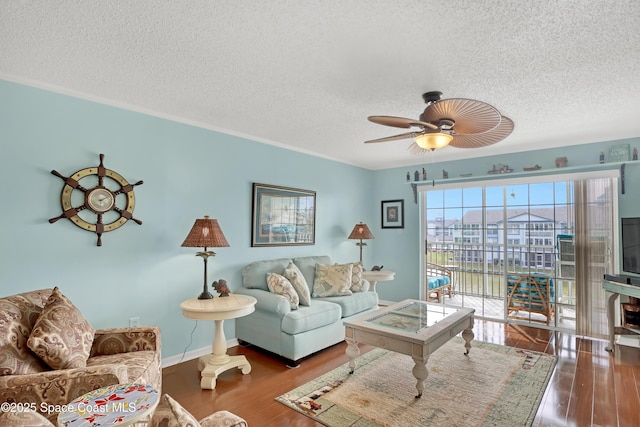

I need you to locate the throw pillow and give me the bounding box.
[0,290,51,375]
[349,261,366,292]
[149,394,202,427]
[266,273,300,310]
[0,410,54,427]
[283,262,312,306]
[200,410,248,427]
[313,263,353,297]
[27,287,96,370]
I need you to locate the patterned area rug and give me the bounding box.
[276,337,557,427]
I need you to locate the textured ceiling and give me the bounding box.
[2,1,640,170]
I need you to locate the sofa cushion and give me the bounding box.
[315,291,379,317]
[281,300,342,335]
[27,287,96,370]
[267,272,299,310]
[292,255,331,289]
[427,275,451,290]
[150,393,202,427]
[283,262,311,306]
[312,263,353,297]
[86,350,158,385]
[242,258,292,291]
[0,289,51,376]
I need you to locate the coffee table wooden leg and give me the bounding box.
[462,327,474,355]
[345,337,360,374]
[412,356,429,398]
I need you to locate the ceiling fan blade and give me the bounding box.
[368,116,438,130]
[449,116,514,148]
[408,142,431,155]
[420,98,502,134]
[364,131,417,144]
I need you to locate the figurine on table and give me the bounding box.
[211,279,230,297]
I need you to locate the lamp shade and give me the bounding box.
[181,216,229,248]
[348,222,374,240]
[414,132,453,151]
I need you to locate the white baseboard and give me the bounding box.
[162,338,239,368]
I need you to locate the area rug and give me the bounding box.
[276,338,557,427]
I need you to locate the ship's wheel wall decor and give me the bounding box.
[49,154,143,246]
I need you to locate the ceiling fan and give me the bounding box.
[365,91,514,154]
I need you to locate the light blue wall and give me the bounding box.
[3,79,639,360]
[370,139,640,303]
[0,80,375,359]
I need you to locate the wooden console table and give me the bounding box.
[603,279,640,352]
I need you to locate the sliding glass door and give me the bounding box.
[422,172,616,336]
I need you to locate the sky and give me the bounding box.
[425,182,573,220]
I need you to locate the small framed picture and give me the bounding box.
[381,199,404,229]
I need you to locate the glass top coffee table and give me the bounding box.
[344,299,475,398]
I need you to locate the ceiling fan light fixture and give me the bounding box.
[414,132,453,151]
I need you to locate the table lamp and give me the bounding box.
[348,222,374,263]
[182,216,230,299]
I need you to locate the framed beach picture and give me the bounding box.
[251,183,316,247]
[381,199,404,229]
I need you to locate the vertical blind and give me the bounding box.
[574,177,615,338]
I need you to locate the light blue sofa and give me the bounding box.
[235,255,379,365]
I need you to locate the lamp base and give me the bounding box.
[197,252,215,300]
[198,291,214,300]
[198,280,214,299]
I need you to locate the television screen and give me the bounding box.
[622,217,640,275]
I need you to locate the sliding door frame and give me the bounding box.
[419,169,619,332]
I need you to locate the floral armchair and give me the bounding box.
[0,288,161,424]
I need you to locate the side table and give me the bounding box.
[57,383,158,427]
[180,294,257,389]
[362,269,396,294]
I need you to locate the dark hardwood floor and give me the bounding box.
[162,320,640,427]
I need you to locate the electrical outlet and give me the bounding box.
[129,317,140,327]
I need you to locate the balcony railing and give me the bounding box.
[425,242,576,307]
